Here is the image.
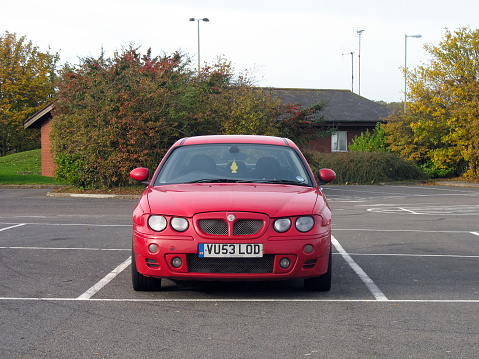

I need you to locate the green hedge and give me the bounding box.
[304,151,428,184]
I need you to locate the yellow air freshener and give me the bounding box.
[231,160,238,174]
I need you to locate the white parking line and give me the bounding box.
[331,235,388,301]
[0,246,129,251]
[472,232,479,237]
[76,257,131,300]
[2,297,479,303]
[0,223,26,232]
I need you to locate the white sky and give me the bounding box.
[1,0,478,102]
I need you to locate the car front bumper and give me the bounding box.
[132,230,331,281]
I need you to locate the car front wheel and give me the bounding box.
[304,249,332,291]
[131,249,162,291]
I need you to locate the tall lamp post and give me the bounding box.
[356,29,365,96]
[404,34,422,114]
[342,51,355,92]
[189,17,209,72]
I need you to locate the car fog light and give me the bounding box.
[148,243,159,253]
[303,244,314,254]
[279,257,291,269]
[171,257,183,268]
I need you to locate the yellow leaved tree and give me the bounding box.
[0,31,58,156]
[385,27,479,177]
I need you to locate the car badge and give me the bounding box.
[227,214,235,222]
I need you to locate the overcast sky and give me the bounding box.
[2,0,478,102]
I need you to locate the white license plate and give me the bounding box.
[198,243,263,258]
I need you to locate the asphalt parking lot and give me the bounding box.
[1,184,479,358]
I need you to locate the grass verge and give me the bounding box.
[0,149,60,185]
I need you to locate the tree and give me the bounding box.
[52,47,196,188]
[52,49,318,188]
[384,27,479,177]
[0,31,58,156]
[349,122,388,153]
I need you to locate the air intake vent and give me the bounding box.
[187,255,275,273]
[233,220,263,235]
[198,219,228,235]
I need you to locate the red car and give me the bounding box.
[130,135,336,291]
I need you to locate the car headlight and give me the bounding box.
[148,215,167,232]
[171,217,189,232]
[274,218,291,233]
[295,216,314,232]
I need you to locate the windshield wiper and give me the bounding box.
[186,178,252,184]
[250,179,310,186]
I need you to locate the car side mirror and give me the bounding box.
[317,168,336,185]
[130,167,150,184]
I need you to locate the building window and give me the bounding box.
[331,131,348,152]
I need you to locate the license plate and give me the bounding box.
[198,243,263,258]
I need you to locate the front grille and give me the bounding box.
[198,219,228,235]
[233,220,263,235]
[187,255,275,273]
[198,218,264,236]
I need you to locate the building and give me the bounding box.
[269,88,391,152]
[24,89,391,177]
[23,101,56,177]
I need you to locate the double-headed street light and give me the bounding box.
[404,34,422,114]
[189,17,209,72]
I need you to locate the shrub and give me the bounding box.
[305,151,428,184]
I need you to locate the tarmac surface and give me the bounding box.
[1,183,479,358]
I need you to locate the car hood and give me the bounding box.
[145,183,322,217]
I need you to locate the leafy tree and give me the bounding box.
[52,49,320,188]
[0,32,58,156]
[384,27,479,177]
[278,101,329,146]
[349,122,388,152]
[52,47,196,188]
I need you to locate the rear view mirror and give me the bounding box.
[317,168,336,185]
[130,167,150,183]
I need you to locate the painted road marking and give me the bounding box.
[331,235,388,301]
[1,297,479,303]
[0,223,26,232]
[76,257,131,300]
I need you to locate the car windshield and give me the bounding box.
[153,143,315,187]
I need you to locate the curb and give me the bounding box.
[432,181,479,188]
[47,192,140,199]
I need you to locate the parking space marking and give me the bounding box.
[334,228,474,234]
[367,205,479,215]
[2,297,479,303]
[76,257,131,300]
[0,222,129,227]
[331,235,388,301]
[0,246,129,251]
[472,232,479,237]
[0,223,26,232]
[344,253,479,259]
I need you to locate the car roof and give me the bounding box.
[173,135,299,149]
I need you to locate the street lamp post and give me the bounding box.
[342,51,355,92]
[356,29,365,96]
[189,17,209,72]
[404,34,422,114]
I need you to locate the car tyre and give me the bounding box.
[131,249,162,291]
[304,248,332,291]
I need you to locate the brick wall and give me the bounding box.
[40,120,56,177]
